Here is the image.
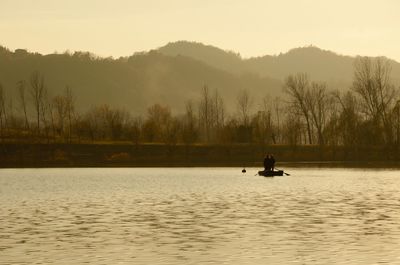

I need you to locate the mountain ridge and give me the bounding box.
[158,41,400,84]
[0,46,281,114]
[1,41,400,115]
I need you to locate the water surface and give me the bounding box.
[1,167,400,264]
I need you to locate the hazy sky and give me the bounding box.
[1,0,399,60]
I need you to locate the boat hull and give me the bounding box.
[258,170,284,177]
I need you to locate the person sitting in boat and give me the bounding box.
[264,154,272,171]
[270,154,276,171]
[263,154,268,170]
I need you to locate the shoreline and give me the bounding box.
[1,142,400,169]
[2,161,400,170]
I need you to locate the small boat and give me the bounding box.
[258,170,284,177]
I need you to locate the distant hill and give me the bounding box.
[1,41,400,116]
[245,46,355,84]
[158,41,245,74]
[158,41,400,87]
[0,47,281,115]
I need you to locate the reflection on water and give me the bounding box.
[1,168,400,264]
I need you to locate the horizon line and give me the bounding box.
[0,40,397,63]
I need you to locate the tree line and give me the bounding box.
[0,57,399,151]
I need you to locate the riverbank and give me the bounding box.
[0,142,399,168]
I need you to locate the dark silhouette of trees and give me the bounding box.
[212,89,225,134]
[182,101,198,145]
[0,83,6,139]
[106,107,130,140]
[129,117,142,145]
[17,80,29,130]
[0,59,399,164]
[198,86,225,142]
[284,73,313,144]
[163,117,180,147]
[283,111,302,147]
[80,104,130,141]
[143,104,172,143]
[29,71,46,135]
[333,90,360,147]
[252,97,276,146]
[272,97,283,144]
[307,82,331,146]
[40,88,52,142]
[53,95,68,137]
[352,57,398,145]
[252,110,272,145]
[284,74,337,147]
[64,86,75,142]
[199,85,212,142]
[394,101,400,146]
[237,89,252,127]
[235,89,253,142]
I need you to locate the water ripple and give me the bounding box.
[1,168,400,264]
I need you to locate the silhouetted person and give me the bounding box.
[264,154,272,171]
[263,154,268,170]
[270,154,276,171]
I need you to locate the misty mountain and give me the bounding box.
[2,41,400,117]
[159,41,400,87]
[0,46,281,115]
[245,46,355,84]
[159,41,245,75]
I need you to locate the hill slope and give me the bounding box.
[0,47,281,115]
[2,41,400,117]
[158,41,245,74]
[158,41,400,86]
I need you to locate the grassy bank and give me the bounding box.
[0,142,399,168]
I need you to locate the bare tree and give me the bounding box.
[130,117,142,145]
[394,100,400,146]
[333,90,360,146]
[198,86,225,142]
[284,73,313,144]
[85,106,102,140]
[352,57,398,144]
[30,71,46,135]
[144,104,172,142]
[0,83,6,139]
[40,88,51,142]
[107,108,130,140]
[306,82,331,146]
[273,97,282,144]
[6,97,14,130]
[53,95,68,138]
[198,85,212,142]
[237,89,252,126]
[17,80,29,130]
[64,86,75,142]
[182,100,198,145]
[213,89,225,129]
[163,117,180,146]
[283,109,302,147]
[252,96,274,145]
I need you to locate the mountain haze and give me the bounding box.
[158,41,245,75]
[159,41,400,87]
[0,46,281,114]
[1,42,400,116]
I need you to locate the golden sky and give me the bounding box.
[1,0,399,60]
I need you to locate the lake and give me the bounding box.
[1,167,400,264]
